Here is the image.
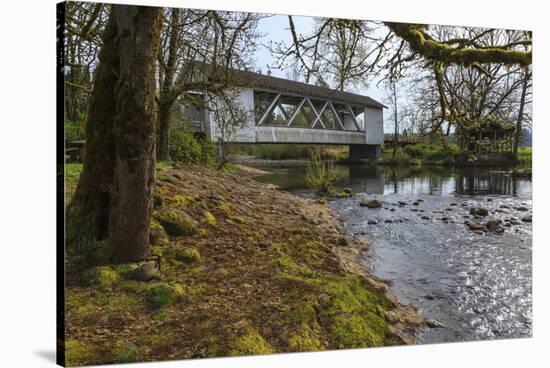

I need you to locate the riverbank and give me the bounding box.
[64,164,423,366]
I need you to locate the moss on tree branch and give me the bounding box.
[385,23,532,66]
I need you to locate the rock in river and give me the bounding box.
[521,214,532,223]
[485,219,504,233]
[468,223,486,232]
[360,198,383,208]
[469,207,489,216]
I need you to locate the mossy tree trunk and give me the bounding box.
[67,15,119,245]
[108,5,161,262]
[512,67,530,160]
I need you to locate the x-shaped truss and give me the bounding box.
[256,93,362,131]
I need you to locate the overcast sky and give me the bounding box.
[253,14,386,103]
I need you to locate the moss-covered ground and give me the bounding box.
[64,163,421,366]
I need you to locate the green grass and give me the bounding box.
[379,144,460,166]
[226,144,348,161]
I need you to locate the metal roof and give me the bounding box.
[231,69,386,109]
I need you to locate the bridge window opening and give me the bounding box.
[264,104,287,126]
[320,106,341,130]
[289,101,316,128]
[253,90,369,132]
[254,91,279,123]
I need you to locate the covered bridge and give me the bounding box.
[181,69,386,159]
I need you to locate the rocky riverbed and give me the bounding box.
[332,192,532,343]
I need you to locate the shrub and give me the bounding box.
[169,129,216,165]
[304,150,341,194]
[379,147,417,166]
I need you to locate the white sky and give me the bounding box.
[253,14,386,103]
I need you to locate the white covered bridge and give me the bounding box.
[182,70,386,159]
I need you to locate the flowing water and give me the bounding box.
[255,164,532,344]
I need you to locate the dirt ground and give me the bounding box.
[63,163,423,366]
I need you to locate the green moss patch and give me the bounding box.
[154,208,197,237]
[229,328,274,356]
[203,211,217,226]
[146,282,184,309]
[80,266,120,290]
[150,219,169,246]
[171,247,202,265]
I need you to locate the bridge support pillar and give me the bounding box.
[349,144,381,161]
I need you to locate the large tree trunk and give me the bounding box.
[512,67,529,160]
[109,5,161,262]
[66,16,119,245]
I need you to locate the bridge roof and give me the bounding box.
[232,69,386,109]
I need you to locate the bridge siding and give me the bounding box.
[207,87,384,146]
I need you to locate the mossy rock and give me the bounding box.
[203,211,217,226]
[172,247,202,265]
[146,282,185,309]
[150,219,169,246]
[154,208,197,237]
[229,327,274,356]
[80,266,120,290]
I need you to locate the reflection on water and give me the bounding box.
[255,164,532,198]
[255,164,532,344]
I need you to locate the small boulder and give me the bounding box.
[426,319,444,328]
[367,219,378,225]
[154,208,197,236]
[150,220,169,246]
[130,260,160,282]
[81,266,120,290]
[360,198,383,208]
[515,206,529,212]
[469,207,489,216]
[468,223,486,232]
[485,219,504,233]
[521,214,532,223]
[172,247,202,265]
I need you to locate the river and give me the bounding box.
[254,164,532,344]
